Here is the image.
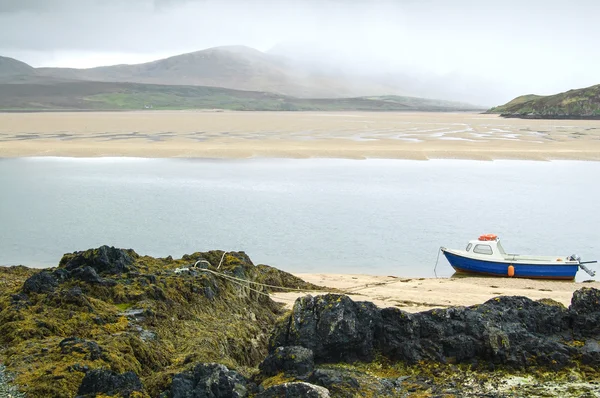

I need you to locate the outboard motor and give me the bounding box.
[568,254,581,262]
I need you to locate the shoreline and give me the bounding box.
[270,273,600,312]
[1,111,599,161]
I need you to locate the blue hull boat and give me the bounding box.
[441,234,596,280]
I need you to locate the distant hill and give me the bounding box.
[0,80,481,112]
[488,85,600,119]
[33,45,404,99]
[0,56,35,77]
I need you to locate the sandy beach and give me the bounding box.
[1,111,600,160]
[270,273,600,312]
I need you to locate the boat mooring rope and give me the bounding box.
[196,267,318,298]
[433,247,442,278]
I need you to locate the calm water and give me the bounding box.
[0,158,598,281]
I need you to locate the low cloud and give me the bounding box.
[0,0,598,104]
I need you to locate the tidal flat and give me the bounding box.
[1,111,600,160]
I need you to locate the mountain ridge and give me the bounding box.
[0,80,482,112]
[28,45,407,99]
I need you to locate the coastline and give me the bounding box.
[1,111,599,160]
[270,273,600,312]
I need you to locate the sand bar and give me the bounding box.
[1,111,599,160]
[270,273,600,312]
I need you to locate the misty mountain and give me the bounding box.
[266,42,506,106]
[1,45,494,105]
[32,45,408,99]
[0,56,35,77]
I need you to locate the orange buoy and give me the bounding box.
[507,265,515,277]
[479,234,498,241]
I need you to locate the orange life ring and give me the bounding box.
[478,234,498,241]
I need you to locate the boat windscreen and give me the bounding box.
[496,241,507,255]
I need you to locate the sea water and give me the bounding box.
[0,157,598,281]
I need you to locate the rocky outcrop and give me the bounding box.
[61,245,137,275]
[76,369,144,397]
[168,363,248,398]
[270,289,600,370]
[20,246,136,294]
[21,271,59,294]
[269,294,381,363]
[259,346,314,377]
[256,382,330,398]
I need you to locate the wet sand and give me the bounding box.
[270,273,600,312]
[1,111,599,160]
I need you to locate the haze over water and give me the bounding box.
[1,157,598,281]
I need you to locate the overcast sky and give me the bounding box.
[1,0,598,104]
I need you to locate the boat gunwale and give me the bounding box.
[441,247,580,266]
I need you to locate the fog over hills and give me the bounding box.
[1,0,598,107]
[30,45,454,101]
[1,45,501,106]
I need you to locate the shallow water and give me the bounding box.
[0,158,598,281]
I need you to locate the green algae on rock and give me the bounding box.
[0,246,321,397]
[2,247,600,397]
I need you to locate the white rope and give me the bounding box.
[197,267,316,292]
[217,252,228,270]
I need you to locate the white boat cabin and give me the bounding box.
[458,234,579,265]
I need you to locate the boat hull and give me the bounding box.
[442,250,578,280]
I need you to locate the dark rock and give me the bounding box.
[169,363,247,398]
[70,266,103,284]
[68,363,90,373]
[259,346,314,377]
[570,287,600,338]
[59,337,104,361]
[10,292,31,309]
[273,288,600,371]
[76,369,144,398]
[204,286,216,300]
[581,340,600,366]
[52,268,70,281]
[22,271,59,294]
[61,245,136,276]
[308,369,359,397]
[269,294,381,362]
[256,382,330,398]
[378,295,574,368]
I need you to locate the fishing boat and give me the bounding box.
[441,234,597,280]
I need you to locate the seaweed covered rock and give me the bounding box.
[259,346,314,377]
[69,266,105,284]
[1,248,295,398]
[22,270,59,294]
[76,369,144,397]
[60,245,137,276]
[269,294,381,362]
[59,337,105,361]
[168,363,247,398]
[255,264,323,292]
[308,369,360,397]
[257,382,330,397]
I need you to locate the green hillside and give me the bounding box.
[0,80,482,112]
[488,85,600,119]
